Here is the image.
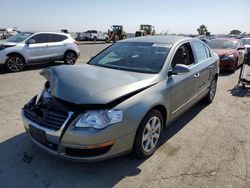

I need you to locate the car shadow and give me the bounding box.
[0,101,207,187]
[0,62,64,74]
[228,84,250,97]
[160,101,207,145]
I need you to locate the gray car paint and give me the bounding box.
[22,36,219,162]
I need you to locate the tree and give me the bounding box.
[229,30,241,35]
[197,24,208,35]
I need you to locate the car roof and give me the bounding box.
[22,31,69,36]
[119,35,189,44]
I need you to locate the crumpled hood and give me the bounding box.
[40,64,160,105]
[212,49,236,57]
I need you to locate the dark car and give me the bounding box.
[208,38,246,72]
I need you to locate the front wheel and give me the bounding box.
[203,78,217,104]
[133,110,163,158]
[64,51,77,65]
[5,55,25,72]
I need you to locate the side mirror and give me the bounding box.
[168,64,191,77]
[26,39,36,45]
[237,47,245,50]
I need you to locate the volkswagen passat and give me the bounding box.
[22,36,219,161]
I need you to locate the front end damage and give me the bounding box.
[22,89,133,162]
[22,65,159,161]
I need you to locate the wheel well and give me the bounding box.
[64,50,77,58]
[214,73,219,80]
[151,105,167,126]
[6,52,26,63]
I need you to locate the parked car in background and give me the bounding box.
[0,31,80,72]
[0,28,19,39]
[197,35,217,44]
[83,30,109,42]
[208,38,246,72]
[242,38,250,62]
[22,36,219,161]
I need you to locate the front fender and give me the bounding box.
[115,81,168,134]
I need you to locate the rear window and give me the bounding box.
[192,42,208,63]
[49,34,68,42]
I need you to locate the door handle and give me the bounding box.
[209,65,214,68]
[194,73,200,78]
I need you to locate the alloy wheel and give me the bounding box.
[66,52,77,65]
[7,56,24,72]
[142,116,161,153]
[209,79,217,101]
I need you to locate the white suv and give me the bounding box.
[0,32,80,72]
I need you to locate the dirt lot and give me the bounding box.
[0,43,250,188]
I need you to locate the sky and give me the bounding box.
[1,0,250,35]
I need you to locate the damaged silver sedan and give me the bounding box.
[22,36,219,161]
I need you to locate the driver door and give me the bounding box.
[26,34,50,62]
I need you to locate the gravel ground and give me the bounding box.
[0,43,250,188]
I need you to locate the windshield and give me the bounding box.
[141,25,151,30]
[208,39,237,49]
[88,42,170,74]
[242,39,250,45]
[5,32,33,43]
[112,26,121,31]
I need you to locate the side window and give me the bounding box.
[204,45,211,58]
[172,43,194,67]
[192,42,208,63]
[31,34,49,43]
[49,34,67,42]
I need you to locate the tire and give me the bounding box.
[203,78,217,104]
[232,58,238,73]
[5,55,25,72]
[105,37,109,43]
[114,35,119,42]
[93,36,97,42]
[133,110,163,158]
[64,51,77,65]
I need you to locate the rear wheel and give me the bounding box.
[64,51,77,65]
[114,35,119,42]
[133,110,163,158]
[5,55,25,72]
[203,78,217,104]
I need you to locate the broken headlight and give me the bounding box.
[75,110,123,129]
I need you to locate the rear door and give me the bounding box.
[47,34,68,59]
[168,42,200,119]
[26,34,50,62]
[191,41,214,93]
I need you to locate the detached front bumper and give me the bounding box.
[22,102,134,162]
